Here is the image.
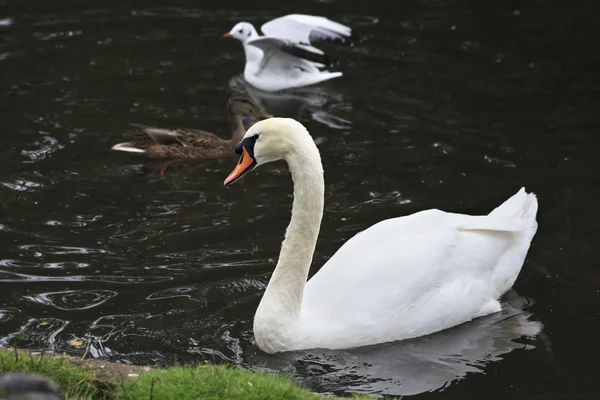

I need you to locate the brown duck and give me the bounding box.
[111,97,272,159]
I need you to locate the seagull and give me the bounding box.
[222,14,355,92]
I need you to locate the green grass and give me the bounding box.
[0,348,373,399]
[0,348,99,399]
[114,365,326,400]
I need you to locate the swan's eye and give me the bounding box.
[253,134,260,141]
[238,29,243,34]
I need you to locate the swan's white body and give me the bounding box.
[226,118,539,354]
[224,15,353,92]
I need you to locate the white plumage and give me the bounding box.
[225,118,539,354]
[261,14,353,44]
[223,14,354,92]
[299,189,538,351]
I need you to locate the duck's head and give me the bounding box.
[223,118,318,186]
[227,97,272,119]
[222,22,258,43]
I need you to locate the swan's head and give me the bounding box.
[222,22,258,43]
[223,118,317,186]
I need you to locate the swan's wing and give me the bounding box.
[261,14,353,45]
[301,205,536,347]
[247,37,332,67]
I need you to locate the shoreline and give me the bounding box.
[0,348,365,399]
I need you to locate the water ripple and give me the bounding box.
[43,261,91,269]
[0,318,68,348]
[484,155,517,168]
[21,134,65,161]
[147,285,199,301]
[32,30,83,42]
[89,313,157,343]
[18,244,107,255]
[44,220,88,227]
[147,278,266,310]
[0,307,20,322]
[91,313,152,330]
[1,178,42,192]
[23,290,118,310]
[0,270,173,283]
[364,190,412,205]
[0,259,38,268]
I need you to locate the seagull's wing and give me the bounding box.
[248,36,332,67]
[261,14,353,45]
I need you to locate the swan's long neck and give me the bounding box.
[257,141,324,322]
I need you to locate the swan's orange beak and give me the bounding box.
[222,33,233,39]
[224,146,256,186]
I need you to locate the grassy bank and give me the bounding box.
[0,348,370,399]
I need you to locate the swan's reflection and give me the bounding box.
[247,290,542,397]
[228,75,352,130]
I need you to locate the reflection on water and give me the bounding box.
[23,290,118,310]
[247,292,542,397]
[229,75,352,130]
[1,0,599,398]
[0,270,174,284]
[0,308,20,323]
[1,318,68,351]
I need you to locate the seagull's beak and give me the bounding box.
[224,146,256,186]
[222,32,233,39]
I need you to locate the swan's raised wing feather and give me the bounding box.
[261,14,353,45]
[458,216,524,232]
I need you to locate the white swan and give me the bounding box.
[223,118,539,354]
[222,14,354,92]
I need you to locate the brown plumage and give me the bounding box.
[111,97,272,159]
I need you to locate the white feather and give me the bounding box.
[261,14,353,45]
[235,118,539,354]
[111,143,146,153]
[243,37,341,92]
[225,14,352,91]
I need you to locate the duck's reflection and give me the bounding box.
[248,290,543,397]
[228,75,352,130]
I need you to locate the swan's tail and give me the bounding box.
[489,187,538,226]
[488,187,539,296]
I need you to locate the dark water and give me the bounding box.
[1,0,599,398]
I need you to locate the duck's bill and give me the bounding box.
[224,147,256,186]
[251,109,273,119]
